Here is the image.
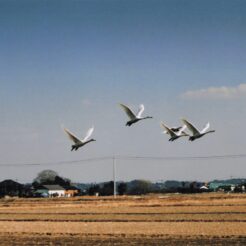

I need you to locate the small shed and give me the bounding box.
[34,188,49,197]
[200,185,209,191]
[63,186,79,197]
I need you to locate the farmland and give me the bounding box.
[0,193,246,245]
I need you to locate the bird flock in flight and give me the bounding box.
[63,103,215,151]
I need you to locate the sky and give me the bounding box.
[0,0,246,183]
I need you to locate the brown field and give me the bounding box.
[0,193,246,245]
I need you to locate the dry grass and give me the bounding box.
[0,221,246,235]
[0,193,246,244]
[0,212,245,222]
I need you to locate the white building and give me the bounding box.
[43,185,65,197]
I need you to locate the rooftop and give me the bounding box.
[42,185,65,191]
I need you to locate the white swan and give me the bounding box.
[119,103,153,126]
[160,122,188,141]
[64,126,96,151]
[181,118,215,141]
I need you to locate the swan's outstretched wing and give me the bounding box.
[200,122,210,134]
[160,122,168,134]
[64,128,82,144]
[181,118,200,135]
[136,104,145,118]
[177,125,187,136]
[160,122,176,137]
[119,103,136,120]
[82,127,94,142]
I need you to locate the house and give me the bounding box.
[34,184,80,198]
[41,185,65,197]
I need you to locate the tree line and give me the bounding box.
[1,169,246,197]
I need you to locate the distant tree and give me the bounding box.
[33,170,58,185]
[32,181,40,189]
[88,184,100,195]
[32,170,71,187]
[54,176,71,186]
[189,182,196,192]
[101,181,114,196]
[127,180,153,195]
[0,180,24,197]
[117,182,127,195]
[164,180,182,190]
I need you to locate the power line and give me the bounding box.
[0,154,246,167]
[0,156,111,167]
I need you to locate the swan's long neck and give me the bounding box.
[142,116,153,120]
[205,130,215,135]
[84,139,96,144]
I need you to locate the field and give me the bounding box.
[0,193,246,245]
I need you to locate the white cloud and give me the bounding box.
[181,83,246,100]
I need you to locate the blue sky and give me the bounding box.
[0,0,246,183]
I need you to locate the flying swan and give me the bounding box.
[119,103,153,126]
[64,126,96,151]
[181,118,215,141]
[160,122,188,141]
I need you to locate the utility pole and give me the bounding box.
[113,156,116,198]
